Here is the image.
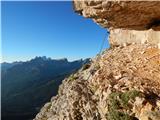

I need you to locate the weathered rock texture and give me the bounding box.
[73,1,160,30]
[110,29,160,47]
[34,1,160,120]
[34,44,160,120]
[73,0,160,47]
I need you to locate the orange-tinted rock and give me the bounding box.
[73,0,160,30]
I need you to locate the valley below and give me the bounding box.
[1,57,89,120]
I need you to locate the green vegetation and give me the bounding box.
[121,90,141,108]
[107,90,141,120]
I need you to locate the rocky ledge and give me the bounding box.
[34,44,160,120]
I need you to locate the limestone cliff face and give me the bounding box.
[73,0,160,47]
[109,29,160,48]
[34,44,160,120]
[73,1,160,30]
[34,1,160,120]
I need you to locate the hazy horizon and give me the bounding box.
[2,1,109,63]
[1,55,89,63]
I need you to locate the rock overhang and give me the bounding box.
[73,0,160,31]
[73,0,160,47]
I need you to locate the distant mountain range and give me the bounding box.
[1,56,89,120]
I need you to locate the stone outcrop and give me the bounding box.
[34,44,160,120]
[34,1,160,120]
[73,1,160,30]
[110,29,160,47]
[73,0,160,47]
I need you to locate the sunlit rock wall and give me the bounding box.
[110,29,160,48]
[73,0,160,47]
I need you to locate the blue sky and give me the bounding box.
[2,1,109,62]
